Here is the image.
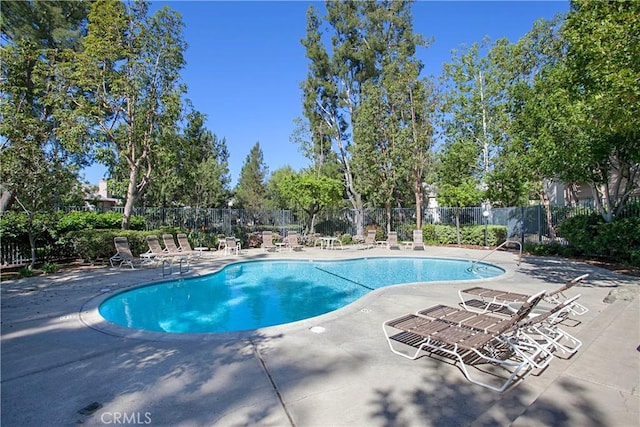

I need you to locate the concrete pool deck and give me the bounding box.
[1,246,638,426]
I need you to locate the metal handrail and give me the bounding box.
[472,240,522,267]
[162,257,190,277]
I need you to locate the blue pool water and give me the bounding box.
[99,257,504,334]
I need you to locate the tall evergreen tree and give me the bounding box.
[351,0,434,230]
[300,1,373,235]
[235,142,268,210]
[301,0,433,233]
[144,109,230,208]
[0,1,92,267]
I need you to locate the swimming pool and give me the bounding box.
[99,257,504,334]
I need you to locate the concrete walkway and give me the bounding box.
[1,246,638,426]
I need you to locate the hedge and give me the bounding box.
[558,214,640,266]
[421,224,507,246]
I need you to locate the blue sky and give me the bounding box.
[82,0,570,187]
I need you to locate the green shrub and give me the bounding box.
[461,226,485,246]
[340,233,353,245]
[631,249,640,267]
[559,214,640,265]
[420,224,507,246]
[57,211,146,233]
[558,214,602,256]
[421,224,438,243]
[42,262,60,274]
[524,241,578,258]
[0,211,29,241]
[597,217,640,263]
[18,266,34,277]
[64,229,153,263]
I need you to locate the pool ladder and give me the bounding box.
[470,240,522,271]
[162,257,190,277]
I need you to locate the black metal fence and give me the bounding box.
[57,199,639,242]
[3,197,638,267]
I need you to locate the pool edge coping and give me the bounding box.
[79,254,514,342]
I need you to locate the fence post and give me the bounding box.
[521,206,526,247]
[537,204,542,243]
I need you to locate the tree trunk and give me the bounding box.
[539,188,557,240]
[0,189,15,213]
[414,188,422,229]
[28,230,37,270]
[121,169,139,230]
[385,203,392,234]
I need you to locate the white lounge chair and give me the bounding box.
[261,231,277,252]
[412,230,425,250]
[162,234,181,254]
[383,291,549,392]
[384,231,400,250]
[285,231,304,251]
[224,237,240,255]
[359,229,377,249]
[146,235,188,266]
[459,274,589,316]
[109,237,139,269]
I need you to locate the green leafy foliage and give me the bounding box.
[18,266,34,277]
[57,211,145,233]
[42,263,60,274]
[421,224,506,246]
[74,0,188,228]
[524,241,579,258]
[559,214,640,265]
[277,172,343,234]
[235,142,268,210]
[63,229,176,263]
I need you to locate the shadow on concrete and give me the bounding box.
[366,365,608,426]
[518,255,638,287]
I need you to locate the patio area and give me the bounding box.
[1,246,638,426]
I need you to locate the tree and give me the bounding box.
[351,1,434,230]
[301,0,434,234]
[71,0,187,229]
[0,1,92,267]
[300,2,373,236]
[497,16,570,237]
[440,38,512,197]
[436,138,483,245]
[1,1,92,214]
[290,117,342,179]
[277,173,343,234]
[143,109,230,208]
[504,1,639,223]
[235,142,268,210]
[557,0,640,220]
[352,83,408,232]
[399,76,437,229]
[266,166,297,210]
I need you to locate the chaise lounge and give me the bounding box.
[359,229,377,249]
[285,231,304,251]
[176,233,199,257]
[146,235,189,266]
[459,273,589,316]
[109,237,140,269]
[261,231,277,252]
[383,291,550,392]
[411,229,425,250]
